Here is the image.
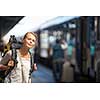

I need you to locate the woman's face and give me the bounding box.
[23,33,37,49]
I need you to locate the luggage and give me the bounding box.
[61,61,74,82]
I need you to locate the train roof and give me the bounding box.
[40,16,80,30]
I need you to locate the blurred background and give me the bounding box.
[0,16,100,83]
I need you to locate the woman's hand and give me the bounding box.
[7,60,14,67]
[0,60,14,71]
[33,63,37,71]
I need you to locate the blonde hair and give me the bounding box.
[23,32,38,41]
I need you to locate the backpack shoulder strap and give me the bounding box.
[29,51,34,77]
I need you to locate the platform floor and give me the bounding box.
[32,63,56,83]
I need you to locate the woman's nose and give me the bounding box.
[30,40,33,43]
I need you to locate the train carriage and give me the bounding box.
[36,16,100,82]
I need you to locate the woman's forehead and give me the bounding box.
[26,33,36,38]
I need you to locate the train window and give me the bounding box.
[40,31,49,49]
[40,31,49,58]
[66,32,70,42]
[68,23,76,29]
[49,35,56,44]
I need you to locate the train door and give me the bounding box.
[87,17,96,81]
[76,17,88,76]
[76,17,82,74]
[95,17,100,82]
[76,16,96,82]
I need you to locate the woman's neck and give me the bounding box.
[19,47,29,57]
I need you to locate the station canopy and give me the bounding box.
[2,16,57,43]
[0,16,24,38]
[40,16,79,30]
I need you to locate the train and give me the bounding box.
[35,16,100,82]
[1,16,100,82]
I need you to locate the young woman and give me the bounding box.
[0,32,38,83]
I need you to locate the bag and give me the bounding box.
[0,35,18,82]
[0,64,8,82]
[0,64,15,83]
[0,52,34,83]
[61,61,74,82]
[0,70,6,82]
[0,36,34,82]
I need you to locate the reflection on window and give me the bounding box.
[49,36,56,44]
[40,31,49,49]
[40,31,49,58]
[66,32,70,42]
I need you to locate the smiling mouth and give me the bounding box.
[28,44,33,46]
[26,43,32,46]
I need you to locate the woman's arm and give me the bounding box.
[0,64,8,70]
[0,50,12,70]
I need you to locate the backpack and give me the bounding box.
[0,35,34,82]
[0,50,34,83]
[0,45,18,83]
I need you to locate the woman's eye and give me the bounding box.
[32,40,35,42]
[27,38,35,42]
